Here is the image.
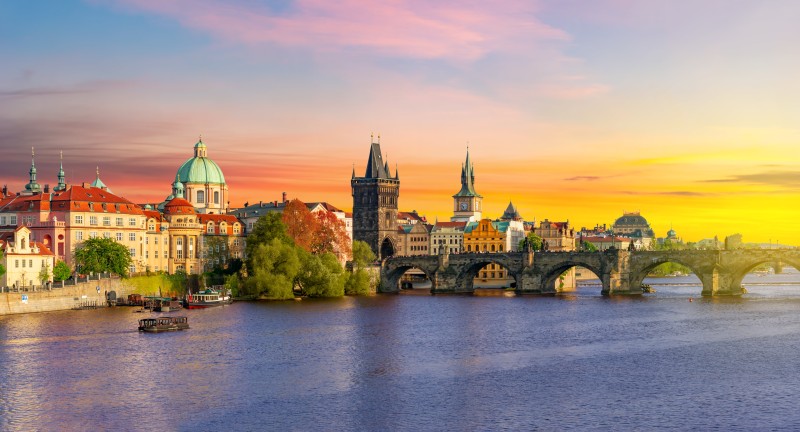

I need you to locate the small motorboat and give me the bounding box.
[138,316,190,332]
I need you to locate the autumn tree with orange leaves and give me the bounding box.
[282,199,352,261]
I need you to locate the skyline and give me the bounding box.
[2,1,799,244]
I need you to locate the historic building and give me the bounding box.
[451,149,482,222]
[534,219,576,252]
[611,211,655,249]
[0,226,55,289]
[351,137,399,259]
[170,138,229,214]
[498,201,526,251]
[429,221,466,255]
[463,219,512,284]
[396,222,431,256]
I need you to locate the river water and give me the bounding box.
[2,271,800,431]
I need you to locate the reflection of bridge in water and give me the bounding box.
[381,249,800,296]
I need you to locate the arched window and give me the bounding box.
[214,191,220,204]
[197,190,205,203]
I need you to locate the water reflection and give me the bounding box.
[2,272,800,430]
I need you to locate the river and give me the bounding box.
[2,271,800,431]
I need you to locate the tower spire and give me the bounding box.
[25,146,41,194]
[54,150,66,191]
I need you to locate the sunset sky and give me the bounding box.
[2,1,799,244]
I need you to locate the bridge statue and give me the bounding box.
[381,249,800,296]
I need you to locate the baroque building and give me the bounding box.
[168,138,229,214]
[351,137,399,259]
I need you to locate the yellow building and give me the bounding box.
[0,226,55,289]
[463,219,510,282]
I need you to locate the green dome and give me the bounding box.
[176,156,226,184]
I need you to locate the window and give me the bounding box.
[129,265,136,274]
[89,216,98,226]
[197,190,205,203]
[207,223,214,234]
[233,224,240,234]
[116,217,123,227]
[74,215,83,225]
[103,216,111,226]
[103,232,111,239]
[15,260,19,268]
[214,191,219,204]
[0,216,5,225]
[154,237,159,244]
[116,233,123,241]
[145,251,149,259]
[145,236,148,244]
[22,260,26,268]
[10,215,17,225]
[29,259,32,268]
[129,233,136,241]
[148,223,155,231]
[76,231,84,241]
[129,218,136,227]
[176,238,183,259]
[233,239,239,247]
[90,232,97,238]
[129,248,136,257]
[155,251,159,258]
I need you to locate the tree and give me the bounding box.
[311,210,352,261]
[282,199,317,252]
[518,232,544,251]
[245,238,300,300]
[39,262,51,285]
[245,212,292,274]
[53,260,71,282]
[582,241,599,252]
[352,240,376,267]
[296,251,346,297]
[345,240,377,295]
[73,237,132,277]
[0,252,5,280]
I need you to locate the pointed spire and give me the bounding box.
[352,164,356,179]
[395,163,399,180]
[25,146,41,193]
[453,146,480,198]
[54,150,66,191]
[90,166,110,192]
[172,172,185,199]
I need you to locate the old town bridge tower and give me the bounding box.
[351,136,400,260]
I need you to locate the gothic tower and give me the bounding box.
[351,135,400,259]
[451,148,482,222]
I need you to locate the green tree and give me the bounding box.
[245,238,300,300]
[296,251,346,297]
[518,232,544,251]
[351,240,376,267]
[73,237,132,277]
[53,260,71,282]
[0,252,5,280]
[245,212,292,274]
[582,241,599,252]
[345,240,377,295]
[39,262,51,285]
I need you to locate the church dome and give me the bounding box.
[176,139,226,185]
[614,213,650,226]
[163,197,196,215]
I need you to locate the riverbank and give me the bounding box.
[0,278,137,315]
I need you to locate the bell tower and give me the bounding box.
[351,135,400,259]
[451,147,482,222]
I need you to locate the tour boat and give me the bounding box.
[138,316,190,332]
[184,289,232,309]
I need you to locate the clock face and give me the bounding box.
[460,202,468,211]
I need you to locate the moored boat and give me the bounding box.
[184,288,232,309]
[138,316,190,332]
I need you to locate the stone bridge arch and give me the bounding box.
[538,259,606,294]
[381,257,439,293]
[452,256,522,293]
[628,253,708,293]
[726,251,800,292]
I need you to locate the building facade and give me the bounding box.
[171,138,229,214]
[429,221,466,255]
[0,226,55,289]
[351,138,400,259]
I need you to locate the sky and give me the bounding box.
[1,0,799,244]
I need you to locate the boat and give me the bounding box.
[138,316,190,332]
[184,288,232,309]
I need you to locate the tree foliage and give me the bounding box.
[39,262,51,284]
[282,199,317,252]
[53,260,71,282]
[0,252,5,279]
[582,241,599,252]
[351,240,376,268]
[245,238,300,299]
[73,237,132,277]
[245,212,291,274]
[296,251,347,297]
[518,232,544,251]
[311,210,352,260]
[345,241,376,295]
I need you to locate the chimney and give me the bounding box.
[1,184,6,197]
[282,192,287,203]
[274,200,278,206]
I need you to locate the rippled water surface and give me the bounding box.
[2,272,800,431]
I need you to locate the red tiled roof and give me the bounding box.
[49,185,144,215]
[163,198,196,215]
[434,221,466,229]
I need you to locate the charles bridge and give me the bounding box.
[380,248,800,295]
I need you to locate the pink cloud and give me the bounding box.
[108,0,568,60]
